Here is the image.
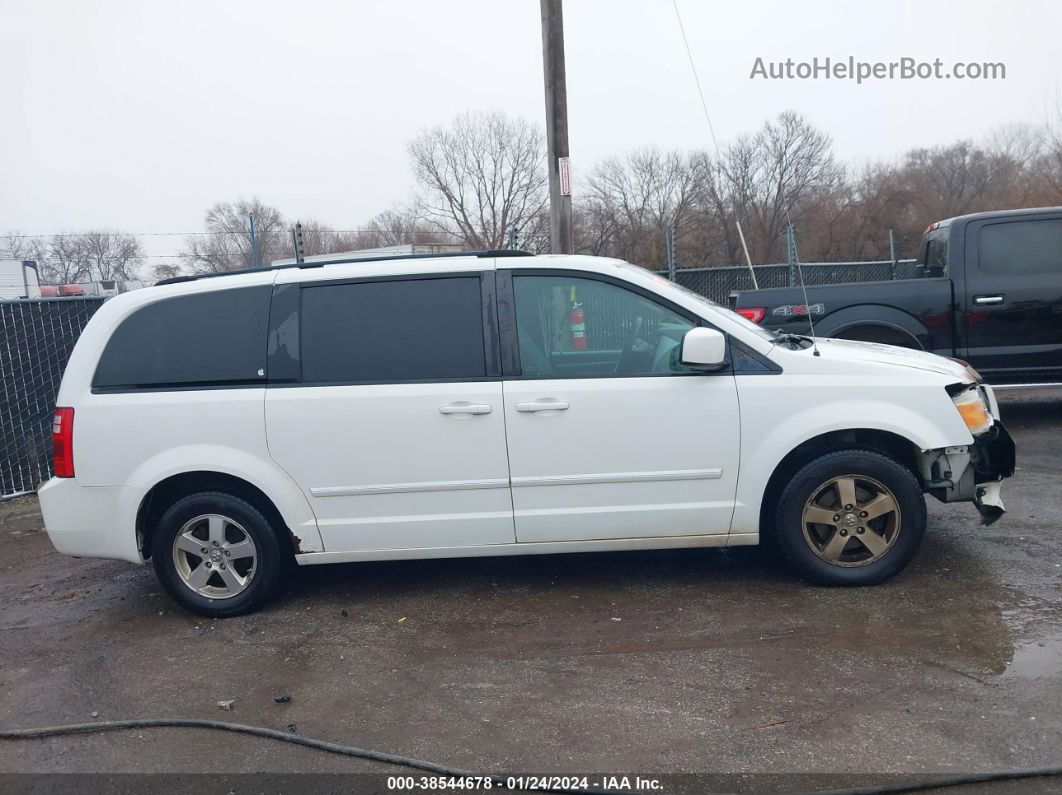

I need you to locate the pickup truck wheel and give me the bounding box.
[774,449,926,586]
[151,491,285,617]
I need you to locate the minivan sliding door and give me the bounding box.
[264,271,515,553]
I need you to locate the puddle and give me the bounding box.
[999,629,1062,680]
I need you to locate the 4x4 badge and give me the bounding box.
[773,303,824,317]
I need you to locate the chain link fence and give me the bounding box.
[0,258,922,499]
[667,260,920,305]
[1,298,107,499]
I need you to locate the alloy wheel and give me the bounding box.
[171,513,258,599]
[801,475,902,567]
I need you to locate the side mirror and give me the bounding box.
[680,327,727,370]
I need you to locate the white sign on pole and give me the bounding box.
[558,157,571,196]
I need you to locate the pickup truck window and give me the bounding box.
[924,229,949,274]
[980,218,1062,275]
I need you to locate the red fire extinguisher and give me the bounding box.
[568,300,587,351]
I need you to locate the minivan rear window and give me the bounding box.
[92,286,271,390]
[299,276,486,384]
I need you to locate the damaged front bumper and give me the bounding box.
[920,421,1016,525]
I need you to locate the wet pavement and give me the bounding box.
[0,389,1060,791]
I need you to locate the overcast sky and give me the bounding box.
[2,0,1060,269]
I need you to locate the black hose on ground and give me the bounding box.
[2,719,1061,794]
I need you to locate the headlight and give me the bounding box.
[952,387,992,435]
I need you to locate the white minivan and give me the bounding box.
[39,252,1015,616]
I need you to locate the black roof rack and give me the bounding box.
[155,249,533,286]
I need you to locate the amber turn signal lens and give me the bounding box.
[953,390,991,435]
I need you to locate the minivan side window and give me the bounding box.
[512,274,696,379]
[299,276,486,384]
[92,286,271,390]
[979,219,1062,275]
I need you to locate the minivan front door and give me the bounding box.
[500,272,741,543]
[265,272,515,552]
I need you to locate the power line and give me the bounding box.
[671,0,758,287]
[671,0,721,156]
[5,230,384,239]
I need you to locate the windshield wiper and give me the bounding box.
[773,331,815,349]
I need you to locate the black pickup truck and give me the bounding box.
[732,207,1062,386]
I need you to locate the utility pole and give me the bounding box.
[665,223,676,281]
[248,213,259,269]
[888,228,897,280]
[541,0,573,254]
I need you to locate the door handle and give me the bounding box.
[974,295,1004,305]
[516,399,570,413]
[439,403,492,415]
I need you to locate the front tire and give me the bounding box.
[151,491,286,617]
[773,449,926,586]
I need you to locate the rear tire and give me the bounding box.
[151,491,286,617]
[773,449,926,586]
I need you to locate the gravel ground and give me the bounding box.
[1,388,1060,793]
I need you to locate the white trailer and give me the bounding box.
[0,259,42,300]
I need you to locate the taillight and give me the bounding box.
[52,407,74,478]
[736,307,766,324]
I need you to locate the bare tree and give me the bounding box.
[294,220,362,258]
[832,131,1055,260]
[1039,100,1062,202]
[0,232,35,261]
[38,236,92,284]
[180,198,433,267]
[408,111,548,249]
[727,112,844,262]
[680,153,744,265]
[14,108,1062,290]
[81,231,143,280]
[582,149,702,266]
[514,206,551,254]
[572,114,842,268]
[340,205,455,251]
[152,262,183,281]
[353,207,421,249]
[899,142,996,221]
[6,231,143,284]
[181,198,286,272]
